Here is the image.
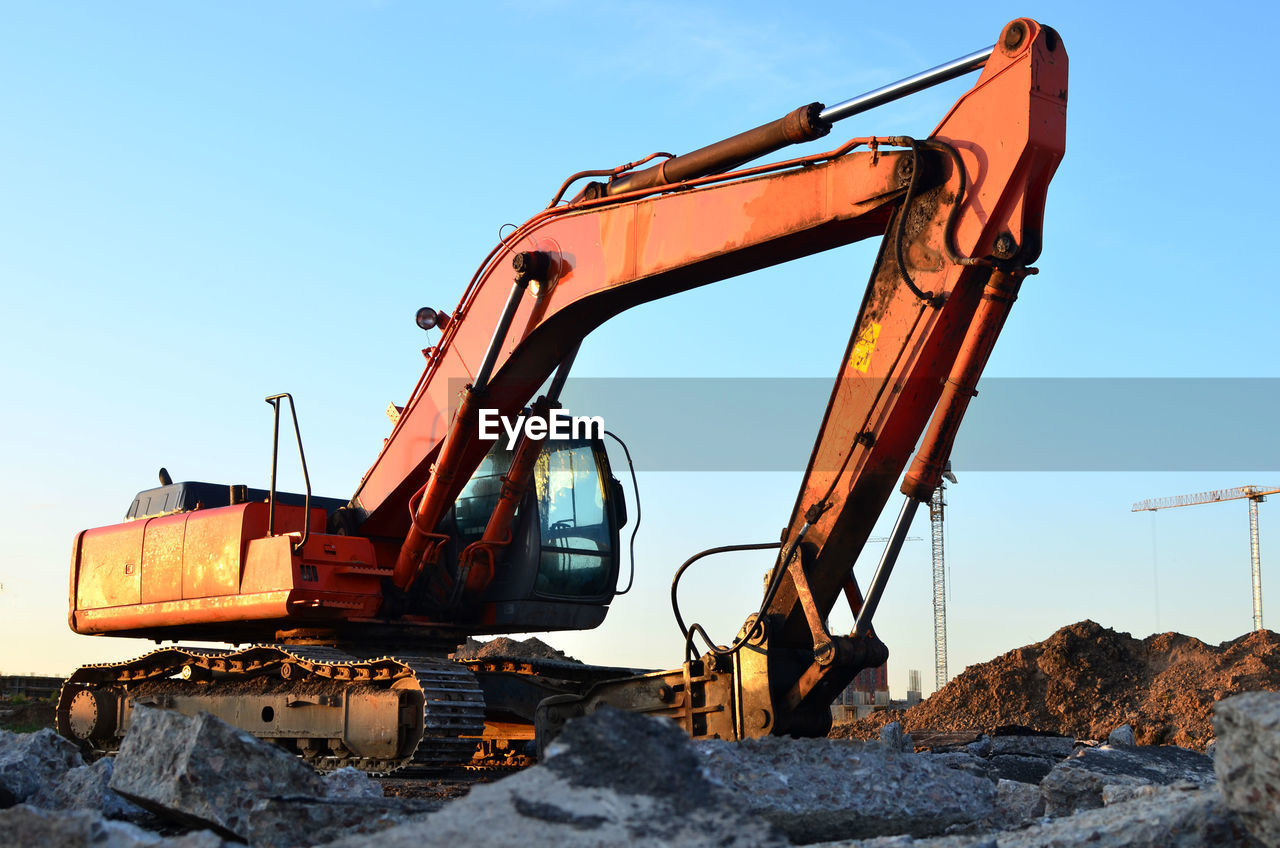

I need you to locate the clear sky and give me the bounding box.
[2,1,1278,701]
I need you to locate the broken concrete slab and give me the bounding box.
[0,728,85,807]
[1040,743,1215,816]
[109,705,325,839]
[988,734,1075,760]
[107,707,443,846]
[815,785,1252,848]
[1214,690,1280,848]
[29,757,147,820]
[317,770,784,848]
[318,708,787,848]
[966,735,992,758]
[0,804,229,848]
[998,786,1252,848]
[812,836,980,848]
[987,779,1044,830]
[698,735,997,843]
[925,751,997,783]
[989,754,1054,785]
[248,796,442,848]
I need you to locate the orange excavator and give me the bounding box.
[58,19,1066,771]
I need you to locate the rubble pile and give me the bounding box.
[694,733,998,841]
[0,728,84,806]
[326,707,788,848]
[833,621,1280,748]
[452,636,581,663]
[0,669,1276,846]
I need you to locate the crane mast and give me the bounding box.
[930,464,956,691]
[1133,485,1280,632]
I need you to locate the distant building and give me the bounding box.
[907,668,923,703]
[0,675,63,700]
[831,662,889,720]
[831,663,923,721]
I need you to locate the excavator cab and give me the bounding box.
[438,436,628,629]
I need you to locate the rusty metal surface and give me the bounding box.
[57,645,485,773]
[354,143,912,538]
[770,18,1066,646]
[901,268,1024,500]
[459,654,640,767]
[71,505,384,638]
[604,102,830,196]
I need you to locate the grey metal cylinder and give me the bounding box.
[820,46,994,125]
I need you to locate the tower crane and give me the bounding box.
[1132,486,1280,632]
[931,463,958,690]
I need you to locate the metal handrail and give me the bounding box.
[265,392,312,551]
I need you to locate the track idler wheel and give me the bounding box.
[60,687,120,745]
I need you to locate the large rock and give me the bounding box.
[322,766,384,799]
[318,707,786,848]
[29,757,147,820]
[1107,723,1136,746]
[107,706,449,846]
[0,804,228,848]
[987,779,1045,830]
[0,728,85,807]
[926,751,998,782]
[1040,744,1215,816]
[697,735,996,843]
[1214,690,1280,848]
[109,706,325,838]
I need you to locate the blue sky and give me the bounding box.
[2,1,1278,698]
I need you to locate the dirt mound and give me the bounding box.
[452,636,580,663]
[831,621,1280,749]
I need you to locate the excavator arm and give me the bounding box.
[357,18,1061,592]
[443,18,1063,743]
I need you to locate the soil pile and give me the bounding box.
[832,620,1280,749]
[452,636,580,663]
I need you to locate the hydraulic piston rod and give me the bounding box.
[853,497,920,636]
[819,46,994,124]
[603,43,994,198]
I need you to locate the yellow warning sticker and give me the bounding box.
[849,322,880,373]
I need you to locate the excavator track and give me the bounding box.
[56,645,485,774]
